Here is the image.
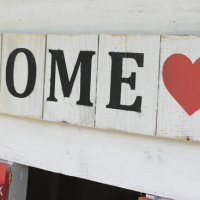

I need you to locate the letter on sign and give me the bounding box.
[43,34,98,127]
[95,34,160,136]
[0,33,46,119]
[106,52,144,112]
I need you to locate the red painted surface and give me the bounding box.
[138,197,153,200]
[163,54,200,116]
[0,163,11,200]
[0,164,7,185]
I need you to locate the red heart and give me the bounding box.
[163,54,200,116]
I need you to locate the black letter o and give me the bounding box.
[6,48,36,98]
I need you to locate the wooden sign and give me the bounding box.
[0,33,46,119]
[0,33,200,141]
[95,35,160,135]
[43,34,98,127]
[157,35,200,141]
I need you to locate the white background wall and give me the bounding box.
[0,0,200,199]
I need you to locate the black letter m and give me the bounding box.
[47,50,95,106]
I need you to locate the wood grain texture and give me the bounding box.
[0,114,200,200]
[0,33,46,119]
[0,1,200,200]
[0,34,1,80]
[43,34,98,127]
[0,0,200,35]
[95,34,160,136]
[157,35,200,142]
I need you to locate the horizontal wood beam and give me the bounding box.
[0,114,199,200]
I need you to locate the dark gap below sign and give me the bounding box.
[26,167,146,200]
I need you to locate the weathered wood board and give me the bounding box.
[95,34,160,136]
[0,113,200,200]
[0,34,2,78]
[1,0,200,35]
[157,35,200,142]
[0,33,46,119]
[43,34,98,127]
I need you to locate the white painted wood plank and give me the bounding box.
[96,34,160,135]
[0,34,2,81]
[157,35,200,142]
[0,33,46,119]
[0,0,200,36]
[0,114,199,200]
[43,34,98,127]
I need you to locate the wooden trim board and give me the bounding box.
[0,114,199,200]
